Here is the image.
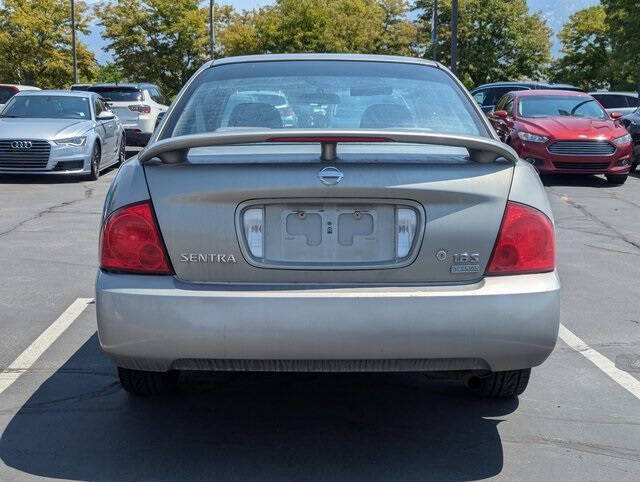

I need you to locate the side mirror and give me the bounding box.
[97,110,115,121]
[610,111,623,120]
[492,110,509,120]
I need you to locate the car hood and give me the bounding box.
[519,116,627,141]
[0,118,94,140]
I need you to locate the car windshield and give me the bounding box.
[0,95,91,119]
[518,96,608,120]
[78,86,143,102]
[163,60,485,138]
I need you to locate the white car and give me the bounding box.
[0,84,40,111]
[71,83,169,147]
[590,91,640,115]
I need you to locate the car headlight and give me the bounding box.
[518,131,548,143]
[614,134,632,145]
[53,136,87,147]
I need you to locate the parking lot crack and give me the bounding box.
[0,195,90,239]
[551,190,640,252]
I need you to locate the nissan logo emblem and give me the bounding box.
[318,166,344,186]
[11,141,33,149]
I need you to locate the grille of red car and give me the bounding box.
[547,141,616,156]
[552,161,610,170]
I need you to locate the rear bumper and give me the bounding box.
[124,129,152,147]
[96,271,560,373]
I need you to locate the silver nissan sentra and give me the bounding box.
[96,54,560,398]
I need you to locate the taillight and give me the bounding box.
[100,201,172,274]
[128,104,151,114]
[486,201,555,275]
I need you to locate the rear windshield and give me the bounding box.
[0,87,17,104]
[518,96,608,120]
[162,61,486,138]
[78,86,143,102]
[1,95,91,119]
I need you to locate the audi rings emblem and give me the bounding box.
[11,141,33,149]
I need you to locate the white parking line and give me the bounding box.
[0,298,93,395]
[558,324,640,400]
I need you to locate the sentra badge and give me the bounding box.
[180,253,237,263]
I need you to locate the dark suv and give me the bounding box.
[471,81,583,113]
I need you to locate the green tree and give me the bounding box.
[414,0,552,88]
[95,62,125,84]
[601,0,640,90]
[550,6,614,91]
[253,0,417,56]
[0,0,96,87]
[95,0,210,97]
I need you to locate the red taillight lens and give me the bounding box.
[128,104,151,114]
[100,201,172,274]
[486,201,555,275]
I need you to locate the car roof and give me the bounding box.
[472,81,582,91]
[208,53,440,69]
[71,83,157,90]
[13,89,96,98]
[589,91,638,97]
[513,89,592,98]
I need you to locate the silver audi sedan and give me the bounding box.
[0,90,125,179]
[96,54,560,399]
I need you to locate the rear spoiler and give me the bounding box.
[138,129,519,165]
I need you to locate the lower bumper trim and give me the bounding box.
[170,357,490,372]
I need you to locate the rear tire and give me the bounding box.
[118,367,179,396]
[606,173,628,185]
[474,368,531,398]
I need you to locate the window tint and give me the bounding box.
[504,99,515,117]
[494,95,509,111]
[165,61,486,138]
[149,87,169,105]
[0,87,18,104]
[1,95,91,119]
[472,89,487,105]
[626,96,639,107]
[593,94,629,109]
[84,87,143,102]
[94,98,104,117]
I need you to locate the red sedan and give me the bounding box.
[487,90,633,184]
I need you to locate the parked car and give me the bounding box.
[487,90,633,184]
[0,90,125,179]
[590,91,639,115]
[0,84,40,111]
[621,108,640,171]
[97,54,559,400]
[471,81,582,113]
[71,83,169,147]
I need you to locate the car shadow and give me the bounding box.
[0,165,119,184]
[0,335,517,481]
[540,173,614,188]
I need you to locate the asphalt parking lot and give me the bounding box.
[0,167,639,480]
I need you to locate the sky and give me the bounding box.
[83,0,600,64]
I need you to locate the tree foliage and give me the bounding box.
[0,0,96,87]
[601,0,640,90]
[549,6,613,91]
[95,0,210,97]
[414,0,552,88]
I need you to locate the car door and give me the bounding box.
[95,97,117,160]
